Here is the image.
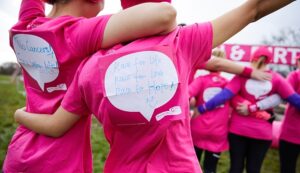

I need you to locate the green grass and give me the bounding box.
[0,74,299,172]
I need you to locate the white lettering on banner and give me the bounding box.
[273,47,288,64]
[222,44,300,65]
[230,45,245,61]
[104,51,179,121]
[288,48,300,65]
[13,34,59,91]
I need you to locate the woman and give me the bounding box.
[196,47,300,173]
[189,50,230,173]
[3,0,177,172]
[279,56,300,173]
[13,0,296,172]
[241,56,300,173]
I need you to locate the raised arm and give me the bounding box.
[212,0,294,48]
[102,2,177,48]
[204,57,271,81]
[14,106,80,137]
[19,0,45,21]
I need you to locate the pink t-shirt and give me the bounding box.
[189,73,230,152]
[226,71,295,140]
[62,23,213,173]
[3,1,110,172]
[280,70,300,144]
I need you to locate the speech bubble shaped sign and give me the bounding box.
[245,79,272,99]
[104,51,179,121]
[203,87,222,102]
[13,34,58,91]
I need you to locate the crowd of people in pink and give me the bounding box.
[2,0,299,173]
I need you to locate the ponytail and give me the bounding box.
[256,56,266,69]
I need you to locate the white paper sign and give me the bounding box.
[245,79,272,99]
[203,87,222,102]
[104,51,179,121]
[13,34,58,91]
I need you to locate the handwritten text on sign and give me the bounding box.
[13,34,58,91]
[104,51,179,121]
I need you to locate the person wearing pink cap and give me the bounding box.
[196,46,300,173]
[2,0,178,172]
[13,0,297,172]
[238,55,300,173]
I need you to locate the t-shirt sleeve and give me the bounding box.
[65,15,111,58]
[274,73,296,99]
[188,77,203,97]
[225,76,242,95]
[178,22,213,71]
[19,0,45,21]
[61,62,90,116]
[287,71,298,90]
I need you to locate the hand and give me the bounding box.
[236,102,249,115]
[191,106,201,119]
[251,69,272,81]
[255,111,271,121]
[14,107,26,123]
[189,97,197,107]
[189,97,199,118]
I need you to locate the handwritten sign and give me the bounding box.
[13,34,58,91]
[104,51,179,121]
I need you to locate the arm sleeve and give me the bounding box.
[287,71,298,91]
[197,76,241,113]
[286,94,300,110]
[178,22,213,71]
[201,88,235,112]
[273,72,300,110]
[256,94,282,110]
[275,73,296,99]
[19,0,45,21]
[65,15,111,58]
[61,61,90,116]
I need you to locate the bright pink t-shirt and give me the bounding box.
[226,71,295,140]
[3,0,110,172]
[189,73,230,152]
[62,23,213,173]
[280,70,300,144]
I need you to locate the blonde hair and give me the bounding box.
[252,56,267,70]
[212,49,226,59]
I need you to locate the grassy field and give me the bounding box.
[0,74,299,172]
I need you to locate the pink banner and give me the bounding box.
[219,44,300,65]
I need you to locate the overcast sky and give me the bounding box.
[0,0,299,65]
